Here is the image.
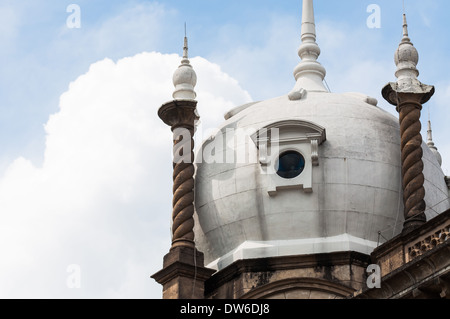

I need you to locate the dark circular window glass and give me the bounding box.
[276,151,305,179]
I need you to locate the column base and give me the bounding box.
[152,246,216,299]
[402,213,427,234]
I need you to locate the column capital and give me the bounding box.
[382,82,435,110]
[158,99,199,131]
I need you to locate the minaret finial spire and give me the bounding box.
[402,13,410,43]
[183,23,189,61]
[172,24,197,101]
[383,12,434,104]
[301,0,317,43]
[427,118,443,166]
[427,120,434,145]
[289,0,328,99]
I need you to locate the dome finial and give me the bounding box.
[427,119,443,166]
[172,25,197,101]
[383,13,434,106]
[183,22,189,61]
[394,13,420,87]
[402,14,410,43]
[289,0,328,99]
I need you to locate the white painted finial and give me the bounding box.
[402,14,409,41]
[289,0,328,100]
[393,14,423,93]
[382,13,434,106]
[427,120,442,166]
[172,26,197,101]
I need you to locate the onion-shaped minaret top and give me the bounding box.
[172,34,197,100]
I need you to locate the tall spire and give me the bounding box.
[402,13,409,42]
[182,23,189,61]
[172,28,197,101]
[289,0,328,100]
[395,14,419,86]
[427,120,443,166]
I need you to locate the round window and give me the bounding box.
[276,151,305,179]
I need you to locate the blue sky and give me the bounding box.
[1,0,449,171]
[0,0,449,299]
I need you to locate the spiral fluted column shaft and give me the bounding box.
[383,79,434,233]
[158,100,199,249]
[398,101,426,230]
[171,128,195,247]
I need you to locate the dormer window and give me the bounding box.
[251,120,326,196]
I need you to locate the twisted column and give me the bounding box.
[172,127,195,247]
[383,85,434,233]
[398,99,426,229]
[158,100,199,248]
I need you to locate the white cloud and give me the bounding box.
[0,52,251,298]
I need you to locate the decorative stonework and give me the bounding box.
[251,120,326,195]
[354,209,450,299]
[406,223,450,261]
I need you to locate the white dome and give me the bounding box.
[194,91,450,270]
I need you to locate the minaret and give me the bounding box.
[289,0,328,100]
[152,33,215,299]
[382,14,435,233]
[427,120,442,166]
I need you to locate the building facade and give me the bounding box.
[152,0,450,299]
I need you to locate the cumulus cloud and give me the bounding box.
[0,52,251,298]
